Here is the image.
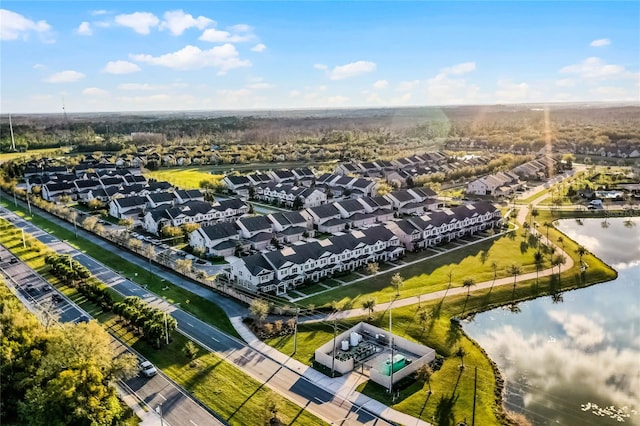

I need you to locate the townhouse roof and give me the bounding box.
[175,189,204,200]
[147,192,176,203]
[225,175,251,185]
[336,199,366,213]
[213,198,247,211]
[307,203,340,219]
[199,222,239,241]
[334,176,355,186]
[351,178,374,189]
[147,181,173,191]
[238,215,273,232]
[268,211,306,226]
[113,196,147,208]
[388,190,417,202]
[75,179,100,189]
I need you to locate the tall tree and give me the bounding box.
[507,263,522,299]
[390,273,404,297]
[361,297,376,320]
[533,251,544,288]
[415,364,434,395]
[249,299,270,326]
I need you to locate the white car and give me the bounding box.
[139,361,158,377]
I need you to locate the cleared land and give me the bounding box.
[145,168,225,190]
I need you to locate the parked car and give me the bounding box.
[74,315,90,324]
[139,361,158,377]
[9,258,18,264]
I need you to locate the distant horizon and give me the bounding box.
[4,100,640,118]
[2,1,639,113]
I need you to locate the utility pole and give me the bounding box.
[293,307,299,354]
[331,318,337,377]
[26,193,32,215]
[164,311,169,345]
[472,366,478,426]
[389,337,394,395]
[21,228,26,248]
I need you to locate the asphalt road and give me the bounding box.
[0,244,224,426]
[0,206,388,425]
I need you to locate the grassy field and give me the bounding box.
[0,197,240,338]
[300,231,545,308]
[0,221,324,426]
[0,147,71,163]
[145,168,225,190]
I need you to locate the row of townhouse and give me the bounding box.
[336,152,449,177]
[466,157,554,196]
[466,171,521,196]
[189,210,311,256]
[40,170,152,202]
[386,201,502,251]
[229,225,405,294]
[226,200,502,294]
[253,182,327,208]
[222,168,316,194]
[108,189,205,223]
[143,198,249,235]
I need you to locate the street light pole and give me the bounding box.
[331,318,337,377]
[164,311,169,345]
[21,228,26,248]
[293,307,299,355]
[156,403,164,426]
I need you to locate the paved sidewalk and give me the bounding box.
[230,317,432,426]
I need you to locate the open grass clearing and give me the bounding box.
[0,147,71,163]
[144,168,225,190]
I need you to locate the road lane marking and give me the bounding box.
[210,336,219,342]
[186,322,194,327]
[158,393,167,401]
[189,421,198,426]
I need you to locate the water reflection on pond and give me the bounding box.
[464,217,640,425]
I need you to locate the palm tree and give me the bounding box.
[576,245,587,267]
[454,346,466,370]
[490,261,498,294]
[461,278,475,314]
[533,251,544,288]
[415,365,434,395]
[543,221,553,243]
[418,309,431,331]
[361,297,376,320]
[557,235,564,253]
[531,208,539,227]
[507,263,522,299]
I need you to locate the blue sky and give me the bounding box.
[1,2,638,113]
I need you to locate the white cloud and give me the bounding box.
[160,10,213,35]
[1,9,52,41]
[313,64,328,70]
[247,82,274,89]
[397,80,420,92]
[33,63,46,70]
[390,93,413,105]
[130,44,251,74]
[495,79,531,101]
[102,60,141,74]
[442,61,476,75]
[555,78,575,87]
[373,80,388,89]
[230,24,251,33]
[76,21,92,36]
[117,83,159,91]
[560,57,626,79]
[44,70,85,83]
[590,86,629,97]
[91,10,108,16]
[548,311,606,350]
[82,87,109,96]
[329,61,376,80]
[114,12,159,35]
[327,95,350,105]
[590,38,611,47]
[289,90,301,98]
[251,43,266,52]
[199,28,253,43]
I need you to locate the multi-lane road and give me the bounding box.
[0,206,389,425]
[0,244,224,426]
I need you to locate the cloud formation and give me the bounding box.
[160,9,213,35]
[0,9,51,41]
[590,38,611,47]
[44,70,86,83]
[130,44,251,74]
[82,87,109,96]
[102,60,141,75]
[76,21,92,36]
[560,57,627,80]
[251,43,266,52]
[329,61,376,80]
[114,12,159,35]
[373,80,388,89]
[199,28,253,43]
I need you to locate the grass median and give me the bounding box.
[0,198,239,338]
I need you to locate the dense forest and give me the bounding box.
[1,104,639,156]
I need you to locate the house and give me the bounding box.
[385,220,423,251]
[303,204,347,233]
[174,189,204,204]
[269,170,296,184]
[189,222,240,257]
[267,211,310,243]
[228,225,404,294]
[108,196,147,223]
[211,198,250,222]
[236,216,275,250]
[255,183,327,209]
[146,192,176,209]
[143,201,219,235]
[292,168,315,185]
[247,173,272,186]
[350,178,376,197]
[384,190,419,209]
[42,182,75,201]
[336,163,362,176]
[223,175,251,192]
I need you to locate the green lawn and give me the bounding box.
[300,231,542,307]
[0,197,239,338]
[145,168,225,190]
[0,147,71,163]
[0,220,324,426]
